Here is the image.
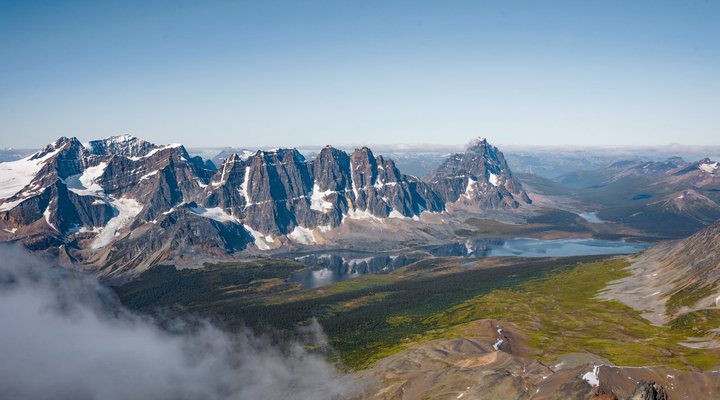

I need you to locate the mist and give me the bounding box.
[0,243,354,400]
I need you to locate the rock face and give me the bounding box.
[631,381,668,400]
[204,145,446,236]
[427,138,531,209]
[0,135,529,276]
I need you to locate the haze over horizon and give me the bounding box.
[1,0,718,148]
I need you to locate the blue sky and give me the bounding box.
[1,0,718,148]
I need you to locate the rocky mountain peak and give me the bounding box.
[427,138,530,208]
[2,135,529,276]
[86,134,158,158]
[224,153,242,164]
[31,136,83,161]
[466,136,488,149]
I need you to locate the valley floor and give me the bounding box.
[115,254,720,398]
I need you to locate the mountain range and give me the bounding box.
[523,156,720,238]
[0,135,529,277]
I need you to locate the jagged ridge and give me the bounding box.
[0,135,529,276]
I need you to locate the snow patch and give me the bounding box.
[239,166,251,207]
[317,224,333,233]
[492,339,503,351]
[347,257,373,267]
[188,205,239,223]
[488,173,499,187]
[0,198,26,212]
[127,143,182,160]
[350,161,359,199]
[43,204,57,231]
[139,170,159,181]
[0,145,64,200]
[240,150,255,161]
[288,226,316,244]
[91,198,143,249]
[65,162,108,196]
[699,162,719,174]
[310,183,334,212]
[465,240,475,256]
[582,365,600,387]
[463,177,477,197]
[345,208,383,222]
[243,225,275,251]
[388,209,408,219]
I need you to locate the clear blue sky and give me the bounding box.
[1,0,718,148]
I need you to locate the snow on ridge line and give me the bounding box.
[0,144,65,201]
[127,143,182,160]
[0,198,26,212]
[699,162,719,173]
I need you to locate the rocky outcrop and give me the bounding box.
[631,381,668,400]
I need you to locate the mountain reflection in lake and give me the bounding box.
[288,238,650,289]
[288,253,421,289]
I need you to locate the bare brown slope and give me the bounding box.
[352,320,720,400]
[602,219,720,324]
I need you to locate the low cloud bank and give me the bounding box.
[0,243,353,400]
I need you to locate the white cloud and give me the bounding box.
[0,244,355,400]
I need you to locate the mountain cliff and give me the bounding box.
[0,135,528,277]
[428,138,531,209]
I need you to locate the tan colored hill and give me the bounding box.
[602,219,720,325]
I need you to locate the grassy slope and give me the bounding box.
[115,257,720,371]
[422,259,720,371]
[116,256,596,369]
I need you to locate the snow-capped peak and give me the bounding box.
[699,161,719,174]
[86,134,158,158]
[467,137,488,149]
[107,134,137,143]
